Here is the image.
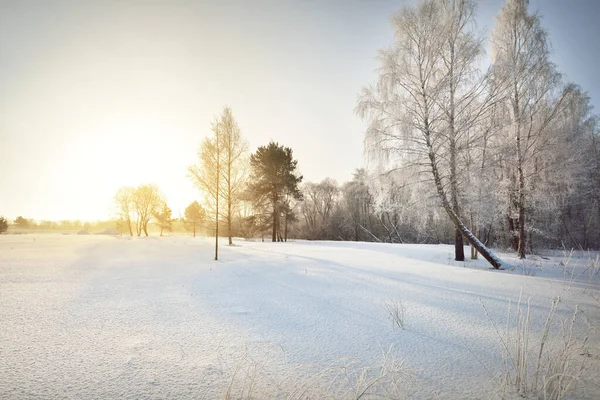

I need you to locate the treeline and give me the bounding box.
[0,216,119,233]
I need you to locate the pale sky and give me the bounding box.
[1,0,598,221]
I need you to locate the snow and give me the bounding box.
[1,235,598,399]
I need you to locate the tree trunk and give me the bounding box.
[513,80,526,260]
[193,225,196,238]
[127,218,133,237]
[423,113,504,269]
[517,164,526,259]
[215,134,219,261]
[517,201,526,259]
[228,156,233,246]
[454,228,464,261]
[434,167,504,269]
[284,213,288,242]
[447,49,464,262]
[160,227,163,237]
[470,214,478,260]
[272,198,277,242]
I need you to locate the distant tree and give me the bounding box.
[342,170,374,242]
[60,220,72,230]
[153,202,174,236]
[14,216,29,229]
[132,184,164,237]
[300,178,340,238]
[115,218,124,236]
[114,186,135,236]
[280,197,298,242]
[246,142,303,242]
[0,216,8,233]
[39,220,56,230]
[184,201,205,237]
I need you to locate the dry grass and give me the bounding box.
[383,297,406,330]
[480,295,588,400]
[215,344,415,400]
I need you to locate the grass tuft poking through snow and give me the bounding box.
[383,297,406,330]
[480,295,588,400]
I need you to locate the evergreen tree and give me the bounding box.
[246,142,303,242]
[153,203,174,236]
[184,201,205,238]
[14,216,29,229]
[0,216,8,234]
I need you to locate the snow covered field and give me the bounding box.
[1,235,599,399]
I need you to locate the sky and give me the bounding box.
[1,0,599,221]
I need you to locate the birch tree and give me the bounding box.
[219,107,248,245]
[114,186,134,236]
[436,0,496,260]
[189,118,223,260]
[357,0,505,268]
[491,0,570,258]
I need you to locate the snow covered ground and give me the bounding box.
[1,234,599,399]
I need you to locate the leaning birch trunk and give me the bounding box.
[426,134,504,270]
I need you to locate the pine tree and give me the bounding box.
[0,216,8,234]
[153,203,174,236]
[246,142,303,242]
[184,201,205,238]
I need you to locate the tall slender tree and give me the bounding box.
[491,0,570,258]
[219,107,248,245]
[437,0,492,261]
[114,186,134,236]
[189,117,224,260]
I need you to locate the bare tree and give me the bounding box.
[219,107,248,245]
[189,117,223,260]
[300,178,339,238]
[132,184,163,237]
[114,186,134,236]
